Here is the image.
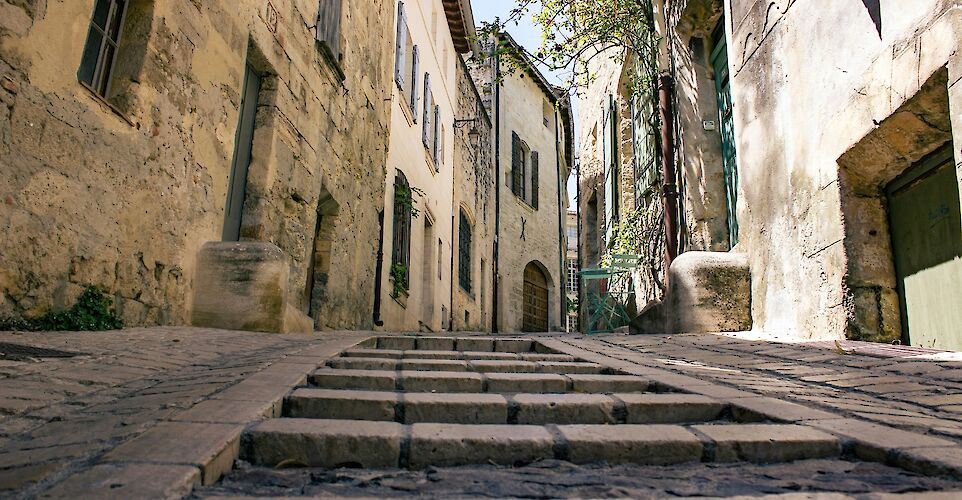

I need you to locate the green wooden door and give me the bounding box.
[223,63,261,241]
[887,146,962,350]
[711,21,739,248]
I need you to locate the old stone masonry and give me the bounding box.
[0,328,961,498]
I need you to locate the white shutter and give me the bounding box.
[433,105,440,163]
[422,74,432,147]
[394,2,406,86]
[410,46,419,118]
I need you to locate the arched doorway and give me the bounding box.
[522,262,549,332]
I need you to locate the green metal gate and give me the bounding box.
[581,255,640,334]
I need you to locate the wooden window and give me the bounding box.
[391,171,412,290]
[458,210,472,292]
[511,132,525,199]
[315,0,343,62]
[543,99,552,128]
[603,93,618,244]
[78,0,128,98]
[433,105,441,164]
[510,132,539,208]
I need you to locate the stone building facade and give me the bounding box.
[472,34,574,333]
[374,0,475,332]
[0,0,396,330]
[578,0,962,349]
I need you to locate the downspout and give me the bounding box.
[449,214,455,330]
[658,73,679,268]
[491,49,502,333]
[575,161,582,332]
[554,108,566,332]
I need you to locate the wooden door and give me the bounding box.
[711,19,739,248]
[887,146,962,350]
[522,263,549,332]
[223,63,261,241]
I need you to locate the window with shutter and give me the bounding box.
[315,0,342,61]
[511,132,523,197]
[458,210,472,292]
[391,171,413,290]
[78,0,129,98]
[530,151,539,209]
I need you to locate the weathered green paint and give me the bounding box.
[711,20,739,249]
[887,147,962,350]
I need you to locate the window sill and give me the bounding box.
[317,41,346,83]
[513,195,537,212]
[395,82,416,127]
[79,81,136,128]
[424,147,439,173]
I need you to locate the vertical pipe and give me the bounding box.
[554,104,566,332]
[658,73,679,269]
[491,46,502,333]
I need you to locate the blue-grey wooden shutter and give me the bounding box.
[511,132,523,197]
[433,105,440,163]
[316,0,342,59]
[422,74,432,147]
[394,2,406,86]
[530,150,539,209]
[410,46,419,119]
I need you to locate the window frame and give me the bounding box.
[391,171,413,292]
[78,0,129,99]
[315,0,344,79]
[458,209,473,293]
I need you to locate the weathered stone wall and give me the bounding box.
[0,0,395,329]
[452,56,494,331]
[726,0,961,339]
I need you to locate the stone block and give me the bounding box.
[568,374,649,393]
[892,446,962,480]
[728,397,838,423]
[285,388,397,421]
[408,424,554,468]
[537,362,606,374]
[415,337,456,350]
[617,394,726,424]
[310,369,397,391]
[484,373,568,393]
[104,422,243,485]
[403,393,508,424]
[399,359,470,371]
[558,424,702,465]
[399,371,483,393]
[456,338,495,352]
[519,353,578,362]
[692,424,840,463]
[172,398,280,424]
[191,242,305,334]
[666,252,752,333]
[462,351,520,360]
[806,418,956,462]
[377,337,417,350]
[342,348,404,359]
[41,463,201,500]
[243,419,402,468]
[512,394,616,424]
[327,357,397,371]
[469,360,539,373]
[495,339,534,353]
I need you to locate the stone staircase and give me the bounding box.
[239,336,842,469]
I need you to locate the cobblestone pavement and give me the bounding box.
[3,328,962,499]
[0,327,370,498]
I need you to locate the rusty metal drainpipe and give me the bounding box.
[658,73,679,269]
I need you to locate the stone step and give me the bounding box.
[326,357,609,375]
[243,419,840,469]
[341,348,577,362]
[309,369,651,394]
[284,389,727,425]
[371,337,549,353]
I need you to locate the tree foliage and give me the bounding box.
[475,0,658,95]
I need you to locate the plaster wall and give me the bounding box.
[726,0,961,339]
[378,0,460,331]
[0,0,394,329]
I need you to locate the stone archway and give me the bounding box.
[522,261,550,332]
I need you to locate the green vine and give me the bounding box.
[395,185,426,219]
[602,207,645,267]
[0,286,123,332]
[390,263,409,298]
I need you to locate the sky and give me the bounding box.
[472,1,580,210]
